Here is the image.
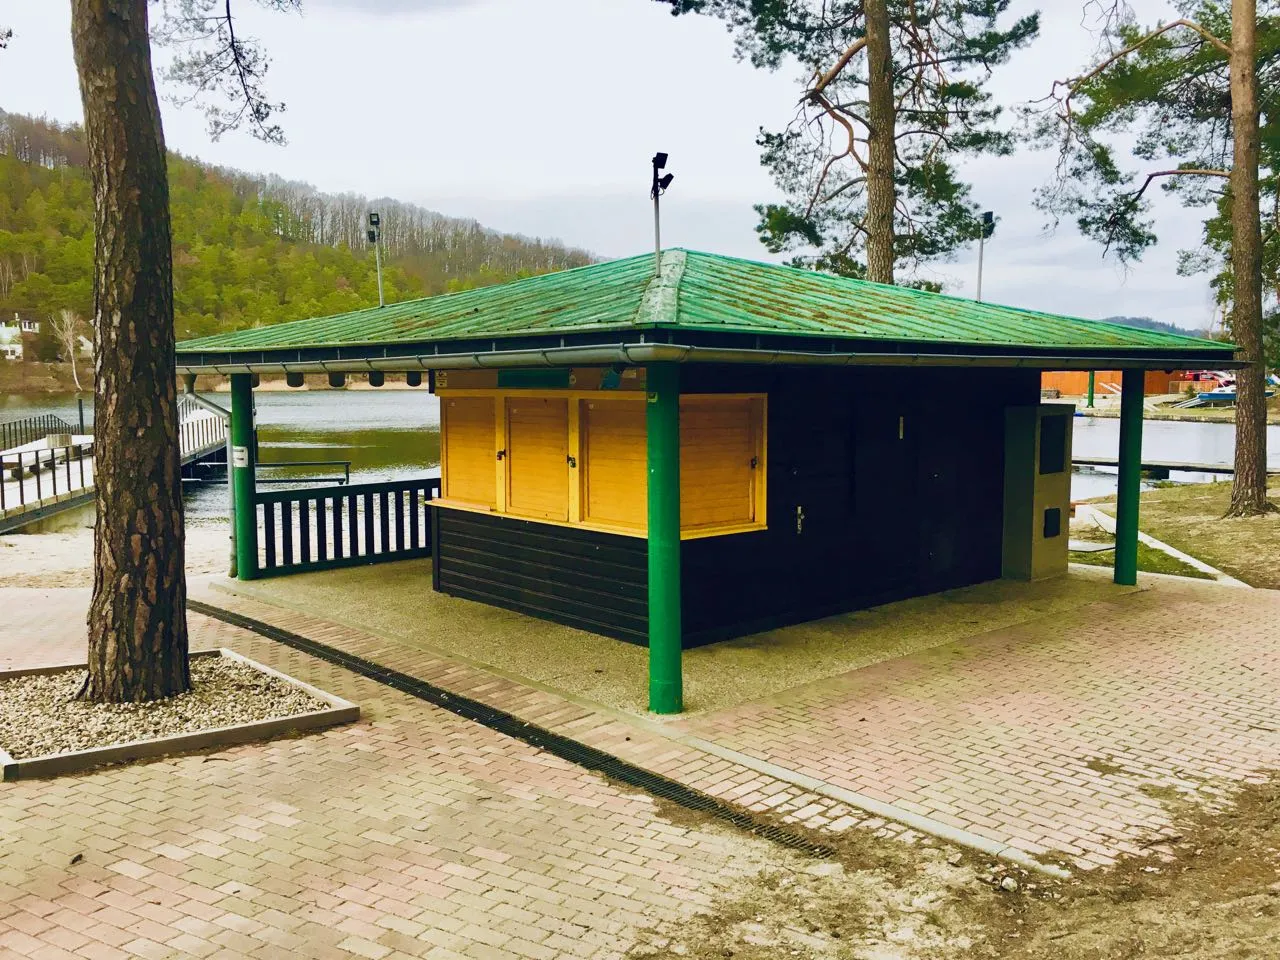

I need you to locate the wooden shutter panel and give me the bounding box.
[506,397,569,521]
[680,398,758,530]
[582,399,646,531]
[442,396,496,508]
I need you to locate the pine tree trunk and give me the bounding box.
[72,0,191,701]
[864,0,896,285]
[1227,0,1274,516]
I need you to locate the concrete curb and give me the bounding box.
[0,648,359,781]
[1080,505,1249,587]
[672,734,1073,879]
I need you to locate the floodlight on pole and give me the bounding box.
[368,211,384,308]
[976,210,995,303]
[651,153,674,276]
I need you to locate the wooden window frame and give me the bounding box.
[434,387,767,540]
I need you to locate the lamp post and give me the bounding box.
[976,210,995,302]
[651,153,674,276]
[367,212,384,308]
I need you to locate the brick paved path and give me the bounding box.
[5,572,1279,957]
[0,589,801,960]
[675,580,1280,868]
[194,576,1280,871]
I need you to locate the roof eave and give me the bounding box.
[175,334,1241,376]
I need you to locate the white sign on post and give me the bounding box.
[231,445,249,468]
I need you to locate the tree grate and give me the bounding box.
[189,599,835,859]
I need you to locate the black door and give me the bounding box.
[853,393,920,599]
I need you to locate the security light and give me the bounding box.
[367,229,377,244]
[368,212,380,227]
[658,173,674,191]
[653,152,668,170]
[981,210,995,239]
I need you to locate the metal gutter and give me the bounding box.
[176,340,1243,376]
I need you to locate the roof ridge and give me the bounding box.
[633,249,686,326]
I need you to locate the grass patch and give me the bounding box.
[1089,480,1280,588]
[1069,541,1215,580]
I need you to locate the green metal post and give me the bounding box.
[1086,370,1095,409]
[646,362,683,714]
[230,373,259,580]
[1113,368,1143,585]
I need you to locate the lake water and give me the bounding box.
[4,390,1277,517]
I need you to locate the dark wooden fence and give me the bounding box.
[0,414,77,451]
[254,477,440,577]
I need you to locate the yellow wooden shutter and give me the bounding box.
[442,396,496,508]
[582,399,647,531]
[506,397,569,521]
[680,398,758,530]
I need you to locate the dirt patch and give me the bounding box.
[0,518,230,588]
[634,776,1280,958]
[1089,480,1280,588]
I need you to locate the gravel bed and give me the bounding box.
[0,656,327,760]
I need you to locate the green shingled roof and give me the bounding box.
[176,249,1231,355]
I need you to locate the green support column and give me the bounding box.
[1113,368,1144,585]
[229,373,259,581]
[1086,370,1095,409]
[646,362,683,714]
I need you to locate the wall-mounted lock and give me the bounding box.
[496,449,506,461]
[567,455,577,468]
[795,504,805,535]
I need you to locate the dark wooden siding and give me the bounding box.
[431,365,1042,648]
[679,365,1040,644]
[433,508,648,643]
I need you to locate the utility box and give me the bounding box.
[1002,404,1074,581]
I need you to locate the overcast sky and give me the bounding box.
[0,0,1220,329]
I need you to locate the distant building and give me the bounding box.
[1041,369,1202,397]
[0,315,26,361]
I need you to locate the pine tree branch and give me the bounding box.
[1134,167,1230,200]
[810,37,867,95]
[1054,18,1231,120]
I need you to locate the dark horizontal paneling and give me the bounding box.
[434,509,648,644]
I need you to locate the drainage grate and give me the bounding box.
[189,599,835,859]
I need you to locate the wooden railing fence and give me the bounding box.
[254,477,439,577]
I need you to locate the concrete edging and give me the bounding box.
[1079,504,1250,587]
[0,648,359,781]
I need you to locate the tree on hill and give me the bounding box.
[1035,0,1274,517]
[656,0,1038,284]
[0,109,593,341]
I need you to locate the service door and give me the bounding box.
[505,397,569,521]
[853,396,920,598]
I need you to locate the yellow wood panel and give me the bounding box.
[441,396,496,508]
[506,397,569,521]
[582,398,647,531]
[680,398,758,529]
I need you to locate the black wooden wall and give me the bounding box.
[431,364,1041,647]
[432,507,648,642]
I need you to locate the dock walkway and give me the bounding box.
[0,401,227,533]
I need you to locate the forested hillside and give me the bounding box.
[0,110,593,340]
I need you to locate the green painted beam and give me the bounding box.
[646,362,683,714]
[1114,368,1144,585]
[230,374,259,581]
[1087,370,1095,408]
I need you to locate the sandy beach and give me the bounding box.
[0,518,232,588]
